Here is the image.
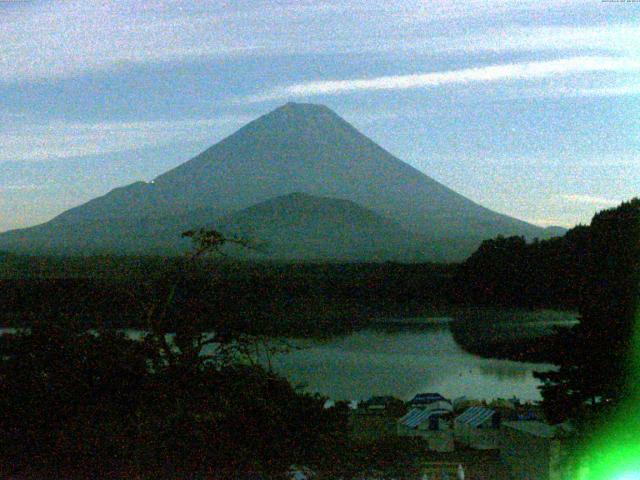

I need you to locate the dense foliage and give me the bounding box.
[533,198,640,424]
[451,199,640,422]
[0,316,349,479]
[0,229,445,479]
[0,260,454,337]
[0,231,352,479]
[451,227,590,309]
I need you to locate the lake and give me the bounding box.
[267,319,558,402]
[0,313,570,403]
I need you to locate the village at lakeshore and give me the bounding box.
[341,391,570,480]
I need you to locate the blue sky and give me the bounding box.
[1,0,639,232]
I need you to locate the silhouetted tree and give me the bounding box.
[535,199,640,423]
[0,230,345,479]
[451,226,593,309]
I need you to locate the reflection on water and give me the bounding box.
[477,361,538,380]
[0,317,558,402]
[270,321,555,402]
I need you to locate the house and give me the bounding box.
[397,408,454,452]
[410,392,450,408]
[360,395,404,413]
[350,396,405,440]
[500,421,572,480]
[423,400,453,417]
[454,406,501,449]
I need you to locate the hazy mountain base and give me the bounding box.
[0,193,477,262]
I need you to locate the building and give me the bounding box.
[500,421,571,480]
[350,396,405,440]
[360,395,404,414]
[454,406,501,449]
[423,399,453,416]
[410,392,450,408]
[397,408,454,452]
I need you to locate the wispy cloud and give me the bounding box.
[0,117,251,162]
[432,24,640,56]
[577,84,640,98]
[243,56,640,102]
[521,217,574,228]
[0,0,636,82]
[557,194,621,206]
[0,184,45,192]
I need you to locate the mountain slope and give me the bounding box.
[213,192,446,261]
[0,102,556,260]
[0,193,448,261]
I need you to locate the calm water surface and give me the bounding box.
[269,321,556,402]
[0,315,564,402]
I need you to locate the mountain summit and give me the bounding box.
[0,103,556,260]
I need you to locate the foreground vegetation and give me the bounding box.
[450,309,577,363]
[0,232,435,479]
[0,320,470,479]
[0,259,455,337]
[0,318,346,478]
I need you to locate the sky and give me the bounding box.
[1,0,639,232]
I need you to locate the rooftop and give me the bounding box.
[410,393,449,404]
[455,406,496,427]
[399,408,438,428]
[502,421,558,438]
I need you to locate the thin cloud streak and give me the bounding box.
[521,217,574,228]
[578,84,640,97]
[0,117,251,162]
[557,194,621,206]
[244,56,640,102]
[439,24,640,56]
[0,184,45,192]
[0,0,636,82]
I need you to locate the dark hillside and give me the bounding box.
[0,257,455,336]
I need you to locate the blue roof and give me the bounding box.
[410,393,448,404]
[455,406,495,427]
[399,408,436,428]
